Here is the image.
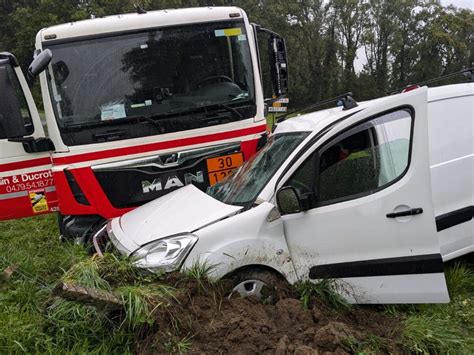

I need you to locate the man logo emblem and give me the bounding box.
[142,171,204,193]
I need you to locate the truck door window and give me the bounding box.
[0,65,34,139]
[285,109,412,208]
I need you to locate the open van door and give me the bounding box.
[0,52,57,221]
[278,87,449,303]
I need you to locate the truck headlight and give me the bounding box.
[131,233,198,272]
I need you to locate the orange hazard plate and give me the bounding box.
[207,152,244,185]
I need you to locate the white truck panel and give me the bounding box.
[39,7,244,42]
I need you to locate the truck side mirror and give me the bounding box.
[28,49,52,77]
[8,136,55,153]
[268,35,288,96]
[0,64,28,138]
[276,186,302,215]
[254,25,289,98]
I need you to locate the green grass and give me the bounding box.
[0,214,174,353]
[164,335,192,354]
[1,215,473,353]
[183,259,217,291]
[296,279,351,310]
[387,260,474,354]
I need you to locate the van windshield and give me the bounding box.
[45,20,255,146]
[207,132,309,207]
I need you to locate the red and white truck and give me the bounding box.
[0,6,288,240]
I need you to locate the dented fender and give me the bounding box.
[182,202,298,284]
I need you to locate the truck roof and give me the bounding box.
[275,83,473,134]
[37,6,244,44]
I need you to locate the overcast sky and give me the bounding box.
[440,0,474,10]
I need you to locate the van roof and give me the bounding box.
[38,7,244,44]
[275,83,473,134]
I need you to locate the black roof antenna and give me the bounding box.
[135,4,147,14]
[340,95,358,110]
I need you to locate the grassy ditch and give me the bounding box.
[1,214,473,353]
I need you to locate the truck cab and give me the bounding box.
[0,7,288,240]
[0,52,58,220]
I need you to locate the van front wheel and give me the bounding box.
[227,269,288,303]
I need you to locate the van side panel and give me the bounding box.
[428,94,473,260]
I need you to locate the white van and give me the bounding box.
[94,84,473,304]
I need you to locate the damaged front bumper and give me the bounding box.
[92,222,131,257]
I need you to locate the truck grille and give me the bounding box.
[92,143,241,208]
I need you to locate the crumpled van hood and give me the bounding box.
[116,184,243,247]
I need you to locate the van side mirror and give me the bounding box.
[28,49,52,77]
[0,64,28,138]
[276,186,302,214]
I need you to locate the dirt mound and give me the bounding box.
[136,275,403,354]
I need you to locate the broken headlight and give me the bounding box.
[131,233,198,272]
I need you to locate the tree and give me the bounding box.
[0,0,471,109]
[332,0,369,92]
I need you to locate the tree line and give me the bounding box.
[1,0,472,108]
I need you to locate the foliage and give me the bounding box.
[0,1,472,107]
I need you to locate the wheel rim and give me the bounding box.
[230,279,268,300]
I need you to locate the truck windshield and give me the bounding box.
[45,20,255,146]
[207,132,309,207]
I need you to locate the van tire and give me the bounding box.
[226,269,289,303]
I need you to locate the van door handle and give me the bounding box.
[386,208,423,218]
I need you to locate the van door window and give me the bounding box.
[317,109,412,204]
[0,65,34,139]
[286,109,413,208]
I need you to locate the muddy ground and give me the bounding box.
[136,275,404,354]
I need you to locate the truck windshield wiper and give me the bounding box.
[157,101,246,120]
[128,115,163,131]
[215,103,243,119]
[63,114,164,131]
[62,101,251,131]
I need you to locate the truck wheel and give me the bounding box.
[57,214,104,245]
[227,269,288,303]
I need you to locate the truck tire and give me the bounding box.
[57,214,104,245]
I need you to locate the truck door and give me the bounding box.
[278,87,449,303]
[0,53,57,221]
